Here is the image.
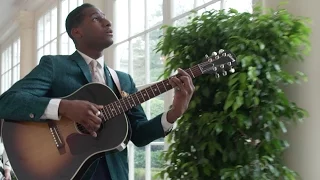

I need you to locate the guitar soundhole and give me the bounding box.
[76,123,90,134]
[75,123,103,135]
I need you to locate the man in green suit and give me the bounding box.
[0,3,195,180]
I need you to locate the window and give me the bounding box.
[60,0,83,55]
[37,7,58,61]
[113,0,252,180]
[36,0,83,62]
[1,39,20,93]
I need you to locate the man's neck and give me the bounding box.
[76,47,103,60]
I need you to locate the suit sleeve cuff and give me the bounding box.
[161,111,174,132]
[40,99,62,120]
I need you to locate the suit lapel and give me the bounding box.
[104,65,114,90]
[69,51,91,83]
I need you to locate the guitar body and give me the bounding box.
[2,83,131,180]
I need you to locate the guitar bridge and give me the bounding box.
[48,121,65,148]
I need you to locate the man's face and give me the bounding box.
[76,7,113,49]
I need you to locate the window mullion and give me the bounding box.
[57,0,61,55]
[221,0,227,9]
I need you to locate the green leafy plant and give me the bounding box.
[155,5,310,180]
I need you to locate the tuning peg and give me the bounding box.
[215,73,220,78]
[211,52,217,56]
[213,67,217,71]
[220,64,224,68]
[229,68,235,73]
[222,71,227,76]
[205,54,209,59]
[227,62,232,66]
[218,49,224,54]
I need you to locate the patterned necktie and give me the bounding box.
[89,60,105,84]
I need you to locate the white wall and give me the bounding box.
[262,0,320,179]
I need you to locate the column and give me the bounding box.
[19,10,36,78]
[263,0,320,179]
[83,0,115,68]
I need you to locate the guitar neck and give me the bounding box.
[101,63,204,120]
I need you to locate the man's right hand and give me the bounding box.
[58,99,103,137]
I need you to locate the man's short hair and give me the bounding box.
[65,3,95,41]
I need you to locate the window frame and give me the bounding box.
[0,33,21,94]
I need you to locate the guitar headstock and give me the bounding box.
[200,49,237,78]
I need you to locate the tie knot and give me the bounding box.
[90,60,98,71]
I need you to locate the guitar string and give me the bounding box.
[100,57,231,120]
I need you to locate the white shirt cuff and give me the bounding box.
[40,99,62,120]
[161,111,173,132]
[3,150,11,170]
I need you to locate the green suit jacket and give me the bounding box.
[0,51,168,180]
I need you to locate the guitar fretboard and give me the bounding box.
[99,63,205,121]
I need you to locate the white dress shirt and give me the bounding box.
[0,140,11,171]
[40,50,173,132]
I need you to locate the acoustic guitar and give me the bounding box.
[1,49,237,180]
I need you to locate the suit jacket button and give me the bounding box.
[29,113,35,118]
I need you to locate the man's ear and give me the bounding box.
[71,28,83,39]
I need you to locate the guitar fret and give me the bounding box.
[104,106,112,120]
[108,104,115,117]
[101,108,108,121]
[121,98,129,111]
[150,86,156,97]
[112,103,119,116]
[134,94,141,104]
[162,81,167,91]
[189,68,195,78]
[116,101,125,114]
[144,89,151,100]
[140,91,146,102]
[128,96,135,108]
[155,84,161,94]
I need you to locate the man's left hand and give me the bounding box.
[167,68,195,123]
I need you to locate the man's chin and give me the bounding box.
[103,39,114,49]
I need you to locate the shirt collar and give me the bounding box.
[77,50,105,69]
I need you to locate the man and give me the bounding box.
[0,3,194,180]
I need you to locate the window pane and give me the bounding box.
[115,0,128,42]
[44,12,51,44]
[7,47,12,71]
[117,42,129,73]
[37,48,43,63]
[173,0,195,17]
[44,43,50,55]
[151,145,165,177]
[197,1,221,15]
[69,39,76,54]
[70,0,78,12]
[225,0,252,13]
[132,36,146,86]
[150,94,164,118]
[196,0,213,6]
[149,29,163,82]
[60,33,69,55]
[37,17,44,47]
[13,65,20,84]
[174,15,192,27]
[61,0,69,33]
[51,7,58,40]
[130,0,145,36]
[13,42,18,65]
[134,147,146,178]
[1,53,4,74]
[147,0,163,28]
[51,39,57,55]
